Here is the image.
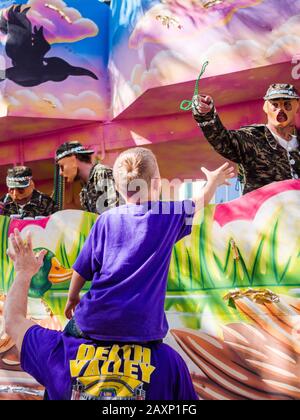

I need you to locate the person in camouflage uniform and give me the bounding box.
[55,141,121,214]
[192,83,300,195]
[0,166,58,218]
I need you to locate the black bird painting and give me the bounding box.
[0,5,98,87]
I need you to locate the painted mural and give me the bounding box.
[109,0,300,115]
[0,0,110,120]
[0,1,299,400]
[0,179,300,399]
[1,0,299,122]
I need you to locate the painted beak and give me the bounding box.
[48,257,73,284]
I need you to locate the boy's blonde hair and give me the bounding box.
[113,147,159,197]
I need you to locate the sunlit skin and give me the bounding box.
[58,156,93,184]
[118,169,162,204]
[57,156,79,183]
[8,181,34,205]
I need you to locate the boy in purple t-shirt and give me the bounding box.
[64,147,234,342]
[4,230,198,400]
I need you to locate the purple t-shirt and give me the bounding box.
[21,325,198,401]
[73,201,195,342]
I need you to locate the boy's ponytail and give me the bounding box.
[123,156,143,183]
[113,148,159,198]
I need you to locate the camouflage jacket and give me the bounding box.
[0,189,58,218]
[194,107,300,194]
[80,163,123,214]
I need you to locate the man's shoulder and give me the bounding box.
[93,163,113,177]
[31,191,57,214]
[21,325,61,357]
[158,341,192,370]
[33,190,54,202]
[0,193,9,203]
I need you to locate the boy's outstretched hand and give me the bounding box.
[7,229,47,278]
[201,162,235,187]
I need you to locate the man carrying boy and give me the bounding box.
[4,229,198,400]
[5,147,233,400]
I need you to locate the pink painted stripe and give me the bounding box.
[214,180,300,227]
[8,217,50,236]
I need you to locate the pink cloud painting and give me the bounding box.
[27,0,99,43]
[1,0,99,44]
[109,0,300,114]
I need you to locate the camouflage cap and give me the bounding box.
[55,141,94,162]
[6,166,33,188]
[264,83,300,101]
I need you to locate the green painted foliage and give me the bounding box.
[168,205,300,292]
[0,216,13,294]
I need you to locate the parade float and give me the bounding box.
[0,0,300,400]
[1,180,300,400]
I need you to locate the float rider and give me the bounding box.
[55,141,122,214]
[0,166,58,218]
[192,83,300,194]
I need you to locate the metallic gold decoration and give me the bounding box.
[45,3,73,24]
[224,288,280,304]
[42,98,57,108]
[156,15,183,30]
[41,299,54,318]
[230,239,240,260]
[160,0,223,6]
[200,0,224,8]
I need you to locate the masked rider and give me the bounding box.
[192,83,300,194]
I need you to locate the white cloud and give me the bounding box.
[20,210,90,254]
[267,36,300,61]
[212,190,300,270]
[7,89,106,119]
[123,5,300,97]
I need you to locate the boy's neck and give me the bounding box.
[125,197,151,205]
[125,192,159,205]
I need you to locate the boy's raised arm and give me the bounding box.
[192,163,235,214]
